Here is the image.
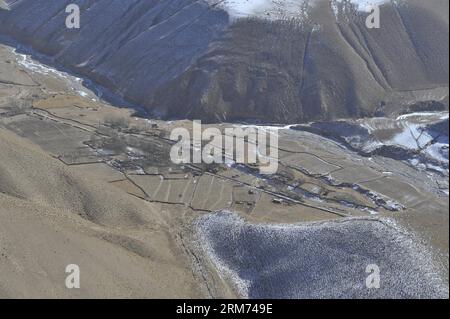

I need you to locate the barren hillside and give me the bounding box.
[0,0,448,123]
[0,128,202,298]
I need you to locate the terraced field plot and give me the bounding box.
[329,166,384,184]
[281,152,341,176]
[360,176,430,208]
[3,115,98,164]
[130,174,197,205]
[191,175,237,211]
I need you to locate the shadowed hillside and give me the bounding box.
[1,0,448,123]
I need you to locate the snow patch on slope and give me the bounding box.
[209,0,391,20]
[210,0,308,20]
[344,0,390,11]
[12,46,98,101]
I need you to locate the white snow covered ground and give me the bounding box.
[358,112,449,173]
[12,46,98,101]
[209,0,307,20]
[387,113,448,164]
[209,0,390,20]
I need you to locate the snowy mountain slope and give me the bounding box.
[210,0,389,19]
[208,0,308,19]
[0,0,448,123]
